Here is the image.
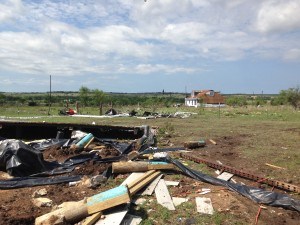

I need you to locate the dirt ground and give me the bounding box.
[0,134,299,225]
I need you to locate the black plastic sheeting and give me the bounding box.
[140,147,186,155]
[94,137,134,155]
[167,157,300,212]
[0,140,50,177]
[0,175,82,189]
[28,139,71,151]
[0,137,130,189]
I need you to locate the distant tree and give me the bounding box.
[226,96,247,107]
[93,89,106,115]
[79,86,90,107]
[0,93,5,105]
[253,96,267,106]
[284,87,300,109]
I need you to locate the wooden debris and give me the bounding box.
[83,212,102,225]
[120,172,145,186]
[209,139,217,145]
[155,179,175,210]
[195,197,214,215]
[183,140,206,149]
[141,174,163,196]
[84,137,95,149]
[35,186,131,225]
[112,161,175,173]
[265,163,286,170]
[128,171,161,195]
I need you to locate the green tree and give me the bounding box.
[79,86,90,107]
[93,89,106,115]
[284,87,300,109]
[0,93,5,105]
[226,96,247,107]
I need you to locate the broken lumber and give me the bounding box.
[35,185,131,225]
[112,161,175,173]
[126,170,161,195]
[265,163,286,170]
[180,152,300,193]
[209,139,217,145]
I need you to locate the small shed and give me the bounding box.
[185,90,225,107]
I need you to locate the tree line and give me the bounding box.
[1,86,299,109]
[225,87,300,109]
[0,86,185,109]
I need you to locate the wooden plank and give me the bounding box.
[113,162,174,173]
[121,173,145,186]
[265,163,286,170]
[154,179,175,210]
[82,212,102,225]
[129,171,161,195]
[125,171,156,189]
[195,197,214,215]
[141,174,163,196]
[121,214,142,225]
[217,172,234,181]
[87,185,130,215]
[95,206,128,225]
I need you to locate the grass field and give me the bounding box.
[0,104,299,224]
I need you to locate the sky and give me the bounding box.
[0,0,299,94]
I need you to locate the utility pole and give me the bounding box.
[48,75,52,115]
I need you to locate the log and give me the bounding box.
[183,140,206,149]
[112,161,175,173]
[35,185,130,225]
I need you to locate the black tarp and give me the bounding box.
[0,175,82,189]
[0,139,49,177]
[167,157,300,212]
[28,139,71,151]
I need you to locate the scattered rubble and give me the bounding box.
[0,122,299,225]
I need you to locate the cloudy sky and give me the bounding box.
[0,0,299,93]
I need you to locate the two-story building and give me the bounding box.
[185,90,225,107]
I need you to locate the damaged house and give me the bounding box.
[185,90,225,107]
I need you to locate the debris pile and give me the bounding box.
[0,122,299,225]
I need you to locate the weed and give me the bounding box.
[157,121,175,138]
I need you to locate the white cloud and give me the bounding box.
[255,0,300,33]
[0,0,300,91]
[0,0,22,23]
[133,64,200,74]
[283,48,300,61]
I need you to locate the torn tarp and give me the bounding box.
[0,139,49,177]
[0,175,81,189]
[28,139,71,151]
[0,138,127,178]
[167,157,300,212]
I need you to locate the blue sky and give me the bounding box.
[0,0,299,94]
